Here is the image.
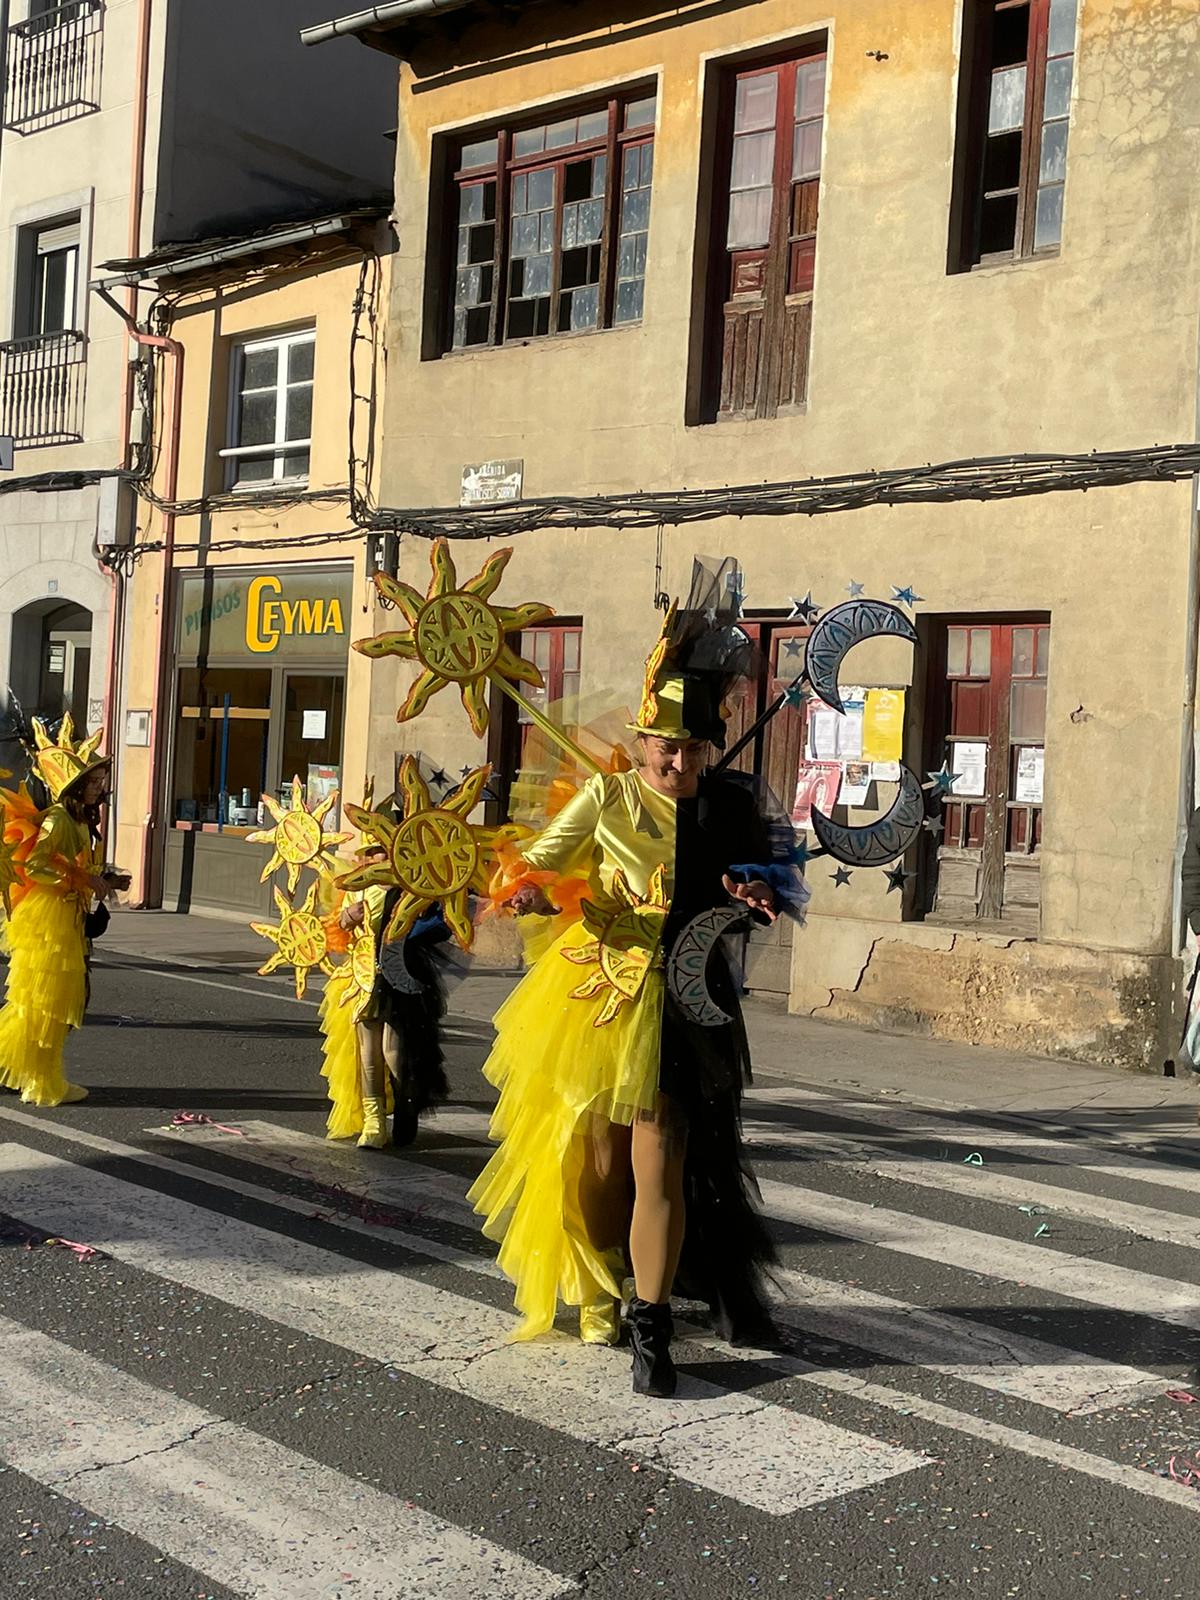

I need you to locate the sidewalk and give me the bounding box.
[101,908,1200,1147]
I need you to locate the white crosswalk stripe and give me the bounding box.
[4,1107,1196,1516]
[149,1113,1172,1416]
[0,1319,572,1600]
[0,1138,931,1517]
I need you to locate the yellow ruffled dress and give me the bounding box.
[469,770,679,1339]
[319,886,393,1139]
[0,806,95,1107]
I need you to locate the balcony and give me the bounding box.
[0,331,87,446]
[3,1,103,135]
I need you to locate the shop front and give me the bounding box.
[164,563,352,915]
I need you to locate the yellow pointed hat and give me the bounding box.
[32,712,109,802]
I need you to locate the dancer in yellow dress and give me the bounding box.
[320,841,450,1150]
[0,715,128,1107]
[471,566,805,1397]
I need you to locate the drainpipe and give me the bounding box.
[94,285,182,908]
[95,0,154,883]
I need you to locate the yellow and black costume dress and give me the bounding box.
[471,577,800,1342]
[320,883,449,1144]
[0,716,110,1108]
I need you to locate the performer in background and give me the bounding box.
[472,564,806,1397]
[321,839,450,1150]
[0,715,129,1107]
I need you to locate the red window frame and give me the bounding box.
[485,621,583,823]
[951,0,1077,269]
[445,90,656,353]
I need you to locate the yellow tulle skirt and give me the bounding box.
[0,887,88,1107]
[468,918,662,1339]
[319,966,391,1139]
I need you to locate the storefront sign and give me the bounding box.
[177,568,352,662]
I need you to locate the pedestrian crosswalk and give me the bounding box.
[3,1073,1200,1598]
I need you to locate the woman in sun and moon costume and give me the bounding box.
[245,777,450,1151]
[0,714,129,1107]
[319,832,451,1152]
[471,563,808,1398]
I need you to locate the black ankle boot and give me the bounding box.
[627,1297,677,1398]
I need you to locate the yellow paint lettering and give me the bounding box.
[278,599,301,635]
[245,575,282,653]
[323,599,344,636]
[298,598,321,634]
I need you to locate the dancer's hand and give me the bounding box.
[103,867,131,893]
[509,884,556,917]
[722,873,777,922]
[339,901,366,930]
[88,873,114,900]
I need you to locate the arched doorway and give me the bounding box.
[1,598,94,774]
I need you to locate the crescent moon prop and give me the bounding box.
[667,906,752,1028]
[804,599,918,715]
[378,936,424,996]
[810,762,926,867]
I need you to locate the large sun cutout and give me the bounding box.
[353,539,553,737]
[251,881,338,997]
[335,755,521,953]
[246,776,351,894]
[562,864,670,1027]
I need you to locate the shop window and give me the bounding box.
[923,617,1049,931]
[222,329,314,488]
[439,88,656,353]
[279,674,345,818]
[695,43,827,423]
[172,666,272,825]
[949,0,1078,270]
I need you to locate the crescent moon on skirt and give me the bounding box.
[379,938,424,996]
[810,762,926,867]
[804,599,919,714]
[667,905,752,1028]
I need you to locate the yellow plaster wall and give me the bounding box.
[367,0,1200,966]
[115,246,385,898]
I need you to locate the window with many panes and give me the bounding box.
[696,44,827,423]
[222,330,314,489]
[950,0,1078,269]
[445,89,656,352]
[923,618,1049,932]
[15,215,80,337]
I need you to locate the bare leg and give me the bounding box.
[629,1097,687,1305]
[577,1114,633,1251]
[356,1020,389,1148]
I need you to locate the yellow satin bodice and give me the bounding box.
[519,771,677,904]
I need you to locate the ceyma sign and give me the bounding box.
[176,567,352,662]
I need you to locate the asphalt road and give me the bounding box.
[2,950,1200,1598]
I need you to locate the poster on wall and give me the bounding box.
[840,761,872,807]
[951,740,988,797]
[1014,745,1044,804]
[307,763,341,821]
[792,760,842,825]
[862,688,905,763]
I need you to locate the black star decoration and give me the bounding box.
[830,866,853,887]
[460,765,475,779]
[884,863,913,893]
[781,637,805,659]
[789,592,821,624]
[921,814,945,841]
[428,767,449,788]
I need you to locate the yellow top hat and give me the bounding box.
[32,713,109,803]
[627,602,728,743]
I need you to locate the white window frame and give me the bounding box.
[221,328,315,490]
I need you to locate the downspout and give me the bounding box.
[94,285,182,908]
[98,0,153,854]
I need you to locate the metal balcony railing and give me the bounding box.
[0,331,87,446]
[3,1,103,134]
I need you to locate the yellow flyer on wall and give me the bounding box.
[863,688,905,763]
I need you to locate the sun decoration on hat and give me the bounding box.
[562,865,671,1028]
[251,881,338,998]
[32,713,109,803]
[246,776,351,894]
[336,755,523,952]
[353,539,554,737]
[635,603,677,732]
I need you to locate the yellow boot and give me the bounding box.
[357,1096,390,1150]
[579,1250,625,1345]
